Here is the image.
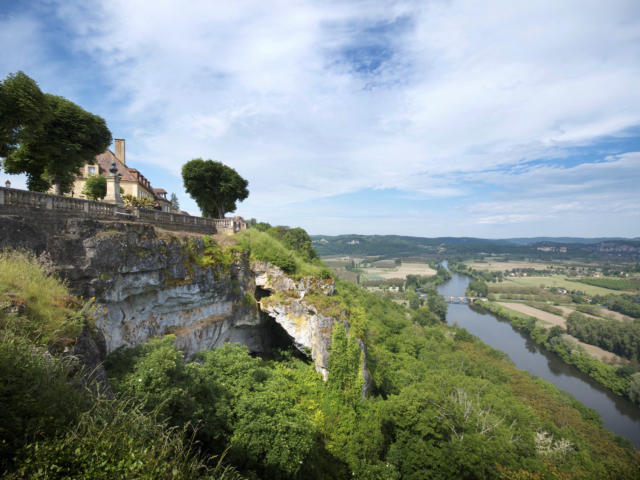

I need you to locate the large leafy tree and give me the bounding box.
[0,71,47,159]
[1,72,111,193]
[182,158,249,218]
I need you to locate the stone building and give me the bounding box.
[66,139,174,212]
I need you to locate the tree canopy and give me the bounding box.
[0,71,46,159]
[181,158,248,218]
[1,72,112,193]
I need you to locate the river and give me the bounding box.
[437,267,640,448]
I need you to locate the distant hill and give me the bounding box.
[311,234,640,260]
[502,237,638,246]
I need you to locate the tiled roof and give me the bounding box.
[94,150,137,182]
[92,149,164,201]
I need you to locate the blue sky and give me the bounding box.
[1,0,639,238]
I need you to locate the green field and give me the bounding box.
[500,275,631,296]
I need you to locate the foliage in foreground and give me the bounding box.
[1,248,639,479]
[0,250,242,479]
[105,278,640,479]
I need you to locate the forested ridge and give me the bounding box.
[312,234,640,261]
[1,232,639,479]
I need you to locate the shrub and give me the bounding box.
[81,174,106,200]
[9,396,243,480]
[0,331,83,471]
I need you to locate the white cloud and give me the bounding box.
[2,0,640,235]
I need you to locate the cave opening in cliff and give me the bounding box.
[254,286,271,301]
[251,286,309,362]
[260,311,309,362]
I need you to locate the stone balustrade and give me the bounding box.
[0,186,246,234]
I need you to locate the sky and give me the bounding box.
[1,0,639,238]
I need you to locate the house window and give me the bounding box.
[88,166,96,176]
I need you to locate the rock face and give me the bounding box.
[76,228,282,360]
[0,212,350,382]
[252,261,337,379]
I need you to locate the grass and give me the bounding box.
[235,229,332,279]
[0,250,85,348]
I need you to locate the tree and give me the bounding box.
[81,174,106,200]
[427,293,448,321]
[467,279,488,297]
[182,158,248,218]
[1,72,112,193]
[0,71,46,159]
[169,192,180,211]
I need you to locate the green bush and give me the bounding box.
[0,331,83,471]
[81,174,106,200]
[9,396,243,480]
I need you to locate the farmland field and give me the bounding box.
[500,275,630,296]
[556,305,634,323]
[361,262,436,280]
[498,302,566,328]
[468,260,552,271]
[497,303,624,363]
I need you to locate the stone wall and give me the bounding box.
[0,186,246,235]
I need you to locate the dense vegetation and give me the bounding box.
[2,243,640,478]
[566,312,640,362]
[574,277,640,291]
[593,293,640,319]
[0,250,239,479]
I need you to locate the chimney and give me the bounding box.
[114,139,126,166]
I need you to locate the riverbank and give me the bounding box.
[437,266,640,447]
[473,300,636,404]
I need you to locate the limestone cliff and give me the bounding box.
[1,213,348,379]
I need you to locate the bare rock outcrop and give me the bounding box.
[252,260,338,379]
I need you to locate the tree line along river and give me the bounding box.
[436,263,640,448]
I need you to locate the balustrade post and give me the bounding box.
[0,188,4,206]
[46,196,53,210]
